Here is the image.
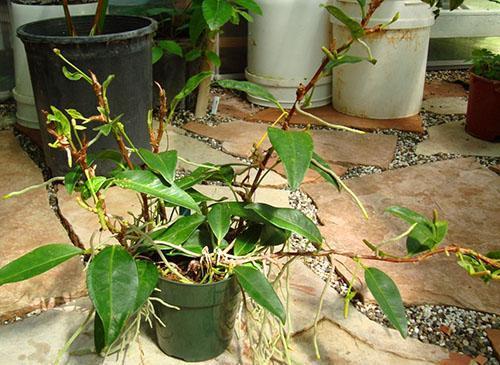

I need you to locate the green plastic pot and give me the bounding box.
[153,275,241,362]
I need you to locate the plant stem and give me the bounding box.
[2,176,64,199]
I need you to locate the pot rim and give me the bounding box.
[470,70,500,85]
[158,274,236,288]
[17,15,157,44]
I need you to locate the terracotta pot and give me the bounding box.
[465,72,500,142]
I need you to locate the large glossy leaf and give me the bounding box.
[365,267,407,338]
[234,265,286,323]
[245,203,322,249]
[324,55,371,73]
[260,224,291,246]
[134,260,159,313]
[94,312,106,354]
[0,244,83,286]
[189,5,205,43]
[87,246,139,347]
[226,202,266,223]
[324,5,364,39]
[114,170,200,213]
[207,203,232,243]
[234,225,262,256]
[268,128,313,190]
[216,80,282,110]
[173,71,212,105]
[139,149,177,183]
[150,214,206,246]
[202,0,234,30]
[158,40,183,57]
[385,206,432,227]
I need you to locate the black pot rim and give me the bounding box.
[17,15,157,44]
[158,274,236,288]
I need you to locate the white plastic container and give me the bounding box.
[331,0,435,119]
[246,0,331,108]
[9,1,97,129]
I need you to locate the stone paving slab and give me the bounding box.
[303,158,500,314]
[0,298,241,365]
[288,263,450,364]
[0,262,452,365]
[421,97,468,115]
[0,131,86,322]
[183,121,398,169]
[423,80,468,100]
[416,120,500,157]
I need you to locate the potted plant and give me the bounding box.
[15,0,157,176]
[465,48,500,142]
[8,0,98,129]
[1,2,497,362]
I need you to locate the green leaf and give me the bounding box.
[94,313,106,354]
[323,5,365,38]
[150,214,206,246]
[385,206,432,227]
[234,265,286,323]
[216,80,282,110]
[152,46,163,64]
[365,268,407,338]
[175,165,220,189]
[486,251,500,260]
[406,223,435,255]
[139,149,177,183]
[234,225,262,256]
[189,6,206,44]
[87,246,139,347]
[434,220,448,244]
[205,50,221,67]
[202,0,234,31]
[310,153,341,191]
[158,40,183,57]
[233,0,262,14]
[185,48,203,62]
[81,176,107,201]
[173,71,212,105]
[260,224,291,246]
[62,66,83,81]
[64,167,82,194]
[114,170,200,213]
[268,128,313,190]
[324,55,372,73]
[0,244,83,286]
[246,203,322,248]
[65,108,85,120]
[133,260,159,313]
[226,202,266,223]
[207,203,232,243]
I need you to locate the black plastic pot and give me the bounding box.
[17,15,157,176]
[153,39,201,112]
[153,275,241,362]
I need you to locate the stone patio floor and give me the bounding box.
[0,77,499,364]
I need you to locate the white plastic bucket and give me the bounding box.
[9,2,97,129]
[331,0,434,119]
[246,0,331,109]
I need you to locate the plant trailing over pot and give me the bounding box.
[1,1,498,363]
[465,48,500,142]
